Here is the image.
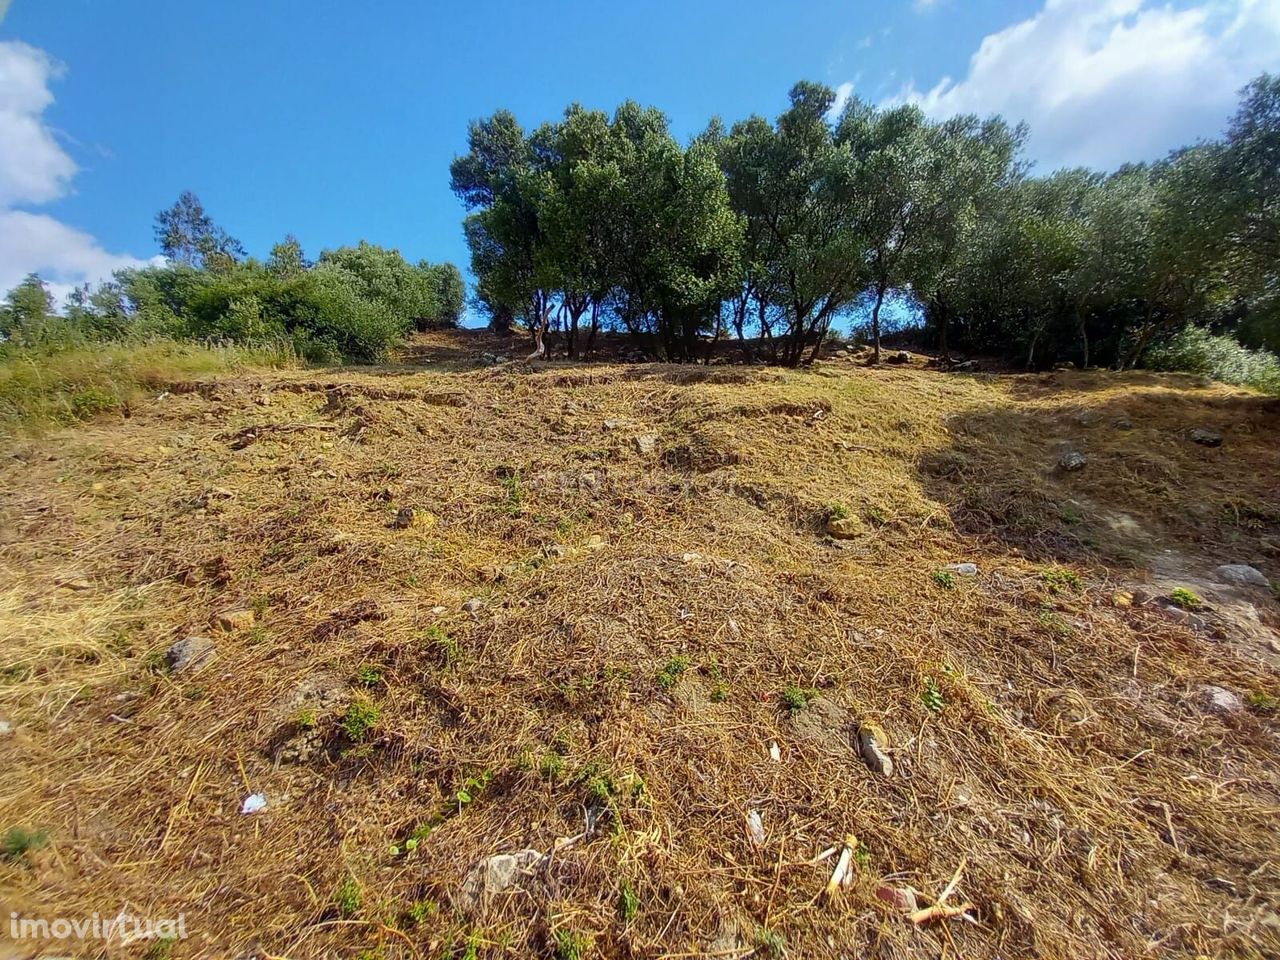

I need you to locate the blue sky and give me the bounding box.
[2,0,1277,307]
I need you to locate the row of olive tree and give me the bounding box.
[927,74,1280,370]
[2,192,465,363]
[454,76,1278,370]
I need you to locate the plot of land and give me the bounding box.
[1,332,1278,959]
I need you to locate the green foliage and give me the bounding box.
[340,696,380,741]
[1041,568,1084,594]
[920,676,946,713]
[827,503,851,521]
[781,684,815,713]
[1246,690,1279,713]
[932,570,956,589]
[618,881,640,924]
[1,825,48,862]
[145,936,177,960]
[1037,607,1074,637]
[1170,587,1203,609]
[0,339,292,434]
[656,655,690,690]
[154,190,244,269]
[423,625,461,667]
[335,876,362,918]
[355,664,383,688]
[753,927,786,959]
[1144,326,1280,393]
[554,928,592,960]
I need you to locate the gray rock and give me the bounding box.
[0,720,12,737]
[945,562,979,576]
[1215,564,1269,587]
[1058,451,1088,472]
[826,516,862,539]
[1191,428,1223,447]
[856,724,893,776]
[949,359,980,372]
[167,635,215,673]
[634,434,658,456]
[458,849,543,911]
[1195,684,1243,716]
[462,597,484,614]
[1114,417,1134,430]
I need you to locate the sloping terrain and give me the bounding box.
[2,332,1279,959]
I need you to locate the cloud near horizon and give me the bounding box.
[0,40,160,304]
[885,0,1280,170]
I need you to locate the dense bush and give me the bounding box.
[0,193,464,364]
[1144,326,1280,393]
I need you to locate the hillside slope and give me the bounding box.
[2,334,1279,959]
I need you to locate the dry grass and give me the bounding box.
[1,332,1278,959]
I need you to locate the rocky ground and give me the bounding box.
[1,331,1278,959]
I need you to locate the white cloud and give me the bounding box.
[0,40,155,301]
[914,0,946,11]
[827,81,855,121]
[888,0,1280,169]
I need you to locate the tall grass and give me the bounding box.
[0,338,296,435]
[1144,326,1280,394]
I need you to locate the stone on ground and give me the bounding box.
[1215,564,1269,587]
[458,849,543,912]
[167,635,215,673]
[1191,428,1223,447]
[1195,684,1243,715]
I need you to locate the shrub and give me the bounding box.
[1144,326,1280,394]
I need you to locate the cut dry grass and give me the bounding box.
[0,334,1278,959]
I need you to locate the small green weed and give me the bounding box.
[1246,690,1279,714]
[1170,587,1203,609]
[920,676,945,713]
[932,569,956,589]
[1,826,48,862]
[294,707,318,730]
[145,936,177,960]
[423,625,461,667]
[618,881,640,923]
[1037,607,1074,636]
[500,469,526,515]
[781,684,815,713]
[537,751,566,780]
[354,663,383,687]
[335,876,362,917]
[656,655,690,690]
[1041,568,1084,594]
[70,387,120,420]
[554,928,592,960]
[405,898,438,925]
[827,503,851,521]
[753,927,786,959]
[341,696,380,742]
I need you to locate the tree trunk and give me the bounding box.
[585,303,600,358]
[937,298,949,360]
[1076,303,1089,369]
[870,281,886,364]
[1120,305,1157,370]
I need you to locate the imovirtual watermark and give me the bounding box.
[7,910,188,943]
